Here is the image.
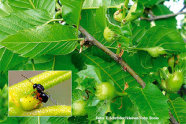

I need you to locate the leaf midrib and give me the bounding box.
[1,39,79,43]
[168,99,180,122]
[140,88,156,116]
[29,0,36,9]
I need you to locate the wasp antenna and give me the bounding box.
[48,93,57,105]
[21,74,34,85]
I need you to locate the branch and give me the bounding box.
[78,26,146,88]
[179,5,186,12]
[169,111,179,124]
[141,11,186,21]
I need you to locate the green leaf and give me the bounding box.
[82,0,123,9]
[152,5,177,29]
[2,117,39,124]
[0,71,8,88]
[33,54,54,63]
[136,26,185,53]
[81,7,116,47]
[0,9,52,40]
[168,97,186,124]
[0,24,79,58]
[77,65,102,83]
[19,117,38,124]
[86,101,108,120]
[124,104,170,124]
[54,54,78,89]
[122,51,168,80]
[139,19,151,29]
[0,9,51,72]
[7,0,55,15]
[126,83,169,122]
[0,117,19,124]
[124,105,157,124]
[0,84,8,122]
[80,7,106,37]
[22,47,78,74]
[110,95,133,116]
[68,116,89,123]
[0,46,27,72]
[106,8,121,26]
[47,117,68,124]
[40,117,51,124]
[75,65,100,92]
[0,2,12,17]
[60,0,84,26]
[124,2,144,23]
[23,55,54,70]
[131,23,147,45]
[139,0,164,7]
[54,54,78,72]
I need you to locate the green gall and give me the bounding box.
[72,100,87,116]
[103,27,116,42]
[166,71,184,92]
[145,47,167,57]
[20,95,43,111]
[125,2,137,18]
[114,10,124,22]
[124,2,143,23]
[95,82,116,100]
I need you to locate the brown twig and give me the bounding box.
[169,111,179,124]
[78,26,146,88]
[180,4,186,12]
[141,11,186,21]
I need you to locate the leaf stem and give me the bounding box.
[31,59,35,71]
[115,91,127,96]
[78,26,146,88]
[52,55,56,70]
[29,0,35,9]
[123,0,129,17]
[106,46,117,49]
[46,19,64,25]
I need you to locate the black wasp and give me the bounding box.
[21,74,49,105]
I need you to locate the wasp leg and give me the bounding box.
[30,91,36,96]
[38,97,43,101]
[34,101,42,109]
[30,91,38,99]
[33,92,40,100]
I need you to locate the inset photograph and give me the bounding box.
[8,71,72,116]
